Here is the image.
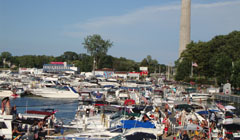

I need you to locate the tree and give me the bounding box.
[78,53,93,72]
[175,58,191,81]
[215,53,232,85]
[61,51,78,61]
[82,34,113,70]
[231,60,240,88]
[99,55,114,69]
[1,52,12,61]
[0,52,12,68]
[140,55,158,73]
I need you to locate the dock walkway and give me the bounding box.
[214,93,240,103]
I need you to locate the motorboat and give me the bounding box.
[0,84,22,98]
[31,86,79,99]
[0,111,13,139]
[187,92,212,101]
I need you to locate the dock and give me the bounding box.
[214,93,240,103]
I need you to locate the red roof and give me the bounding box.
[50,62,64,65]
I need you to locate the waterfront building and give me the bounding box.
[43,62,78,74]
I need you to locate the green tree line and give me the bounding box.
[0,52,166,74]
[0,34,166,74]
[175,30,240,88]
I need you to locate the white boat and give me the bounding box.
[0,111,13,139]
[32,86,79,99]
[121,80,138,87]
[120,127,163,139]
[187,92,212,101]
[0,89,14,98]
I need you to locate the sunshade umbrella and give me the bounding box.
[225,105,236,110]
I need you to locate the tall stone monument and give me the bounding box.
[179,0,191,57]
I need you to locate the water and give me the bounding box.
[0,97,79,124]
[1,96,240,124]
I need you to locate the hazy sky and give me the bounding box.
[1,0,240,64]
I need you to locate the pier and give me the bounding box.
[214,93,240,103]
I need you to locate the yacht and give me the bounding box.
[32,86,79,99]
[187,92,212,101]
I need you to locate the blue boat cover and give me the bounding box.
[197,110,219,115]
[120,120,155,129]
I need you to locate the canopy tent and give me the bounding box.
[225,105,236,110]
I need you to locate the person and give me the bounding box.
[5,99,11,115]
[1,97,11,115]
[182,130,190,140]
[223,136,229,140]
[218,133,223,140]
[143,114,150,122]
[163,115,169,137]
[177,130,182,140]
[12,126,22,139]
[153,108,160,122]
[11,105,17,119]
[164,103,169,113]
[192,135,198,140]
[200,133,207,140]
[177,115,182,126]
[209,111,216,129]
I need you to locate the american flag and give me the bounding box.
[192,62,198,67]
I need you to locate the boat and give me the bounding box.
[186,92,212,101]
[0,111,13,139]
[31,86,79,99]
[0,84,22,98]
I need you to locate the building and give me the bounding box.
[43,62,78,74]
[95,68,114,78]
[19,68,43,74]
[113,71,128,79]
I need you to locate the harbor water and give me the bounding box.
[2,96,240,125]
[0,97,79,124]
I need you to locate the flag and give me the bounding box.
[192,62,198,67]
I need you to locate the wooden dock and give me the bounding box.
[214,93,240,103]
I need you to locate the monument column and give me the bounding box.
[179,0,191,57]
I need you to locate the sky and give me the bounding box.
[1,0,240,64]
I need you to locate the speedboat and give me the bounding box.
[0,85,21,98]
[31,86,79,99]
[187,92,212,101]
